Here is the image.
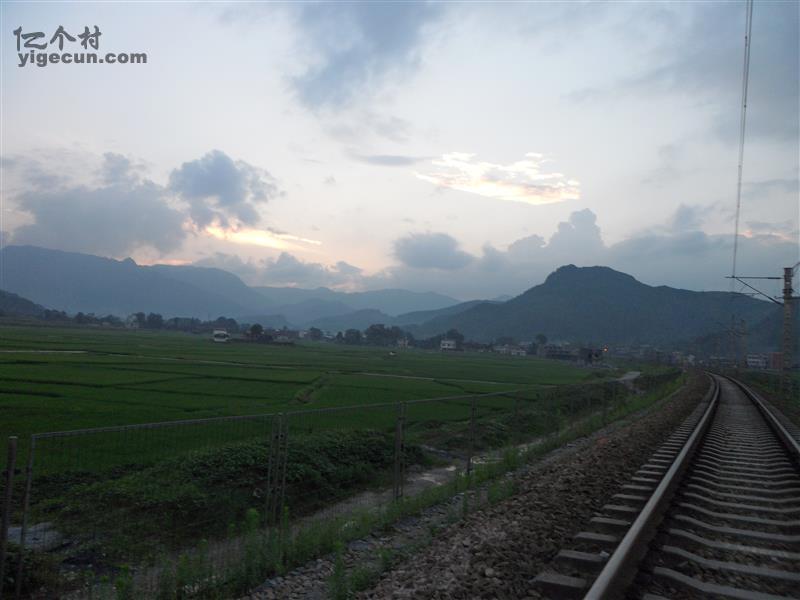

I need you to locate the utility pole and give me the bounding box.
[728,265,797,395]
[730,314,736,371]
[782,267,794,394]
[740,318,747,370]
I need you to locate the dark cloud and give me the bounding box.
[393,232,474,270]
[10,156,186,256]
[169,150,280,227]
[290,2,442,108]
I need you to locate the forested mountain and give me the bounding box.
[408,265,777,346]
[0,289,45,317]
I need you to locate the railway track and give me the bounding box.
[534,373,800,600]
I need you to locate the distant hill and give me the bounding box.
[0,289,45,317]
[393,299,495,326]
[148,264,275,313]
[0,245,460,323]
[271,298,354,326]
[0,246,264,318]
[408,265,777,346]
[309,309,396,333]
[254,286,458,317]
[236,314,291,329]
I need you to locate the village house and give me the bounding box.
[440,339,457,351]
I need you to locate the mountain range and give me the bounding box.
[0,245,785,352]
[0,245,460,325]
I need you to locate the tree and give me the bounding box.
[146,313,164,329]
[335,331,344,343]
[249,323,264,338]
[364,324,388,346]
[536,333,548,346]
[344,328,363,345]
[133,312,146,328]
[445,328,464,345]
[307,327,323,341]
[214,316,239,331]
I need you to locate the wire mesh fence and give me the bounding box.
[0,372,677,599]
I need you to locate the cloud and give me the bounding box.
[99,152,146,185]
[350,152,429,167]
[290,2,442,109]
[204,225,321,251]
[325,111,412,143]
[5,150,301,258]
[203,205,795,299]
[415,152,580,206]
[568,3,799,143]
[197,251,363,289]
[169,150,280,227]
[9,154,186,256]
[393,232,474,270]
[364,206,797,299]
[547,208,604,256]
[669,203,710,233]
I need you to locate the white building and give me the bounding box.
[440,339,457,351]
[212,329,230,343]
[494,344,526,357]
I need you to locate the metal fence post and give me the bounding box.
[14,438,35,600]
[264,417,277,527]
[568,388,575,420]
[466,396,477,476]
[264,414,288,527]
[0,436,19,600]
[277,415,289,530]
[392,402,406,501]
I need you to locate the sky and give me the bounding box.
[1,1,798,301]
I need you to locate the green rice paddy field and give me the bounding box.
[0,322,595,470]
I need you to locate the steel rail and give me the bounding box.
[583,375,721,600]
[728,375,800,460]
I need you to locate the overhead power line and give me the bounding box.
[731,0,754,284]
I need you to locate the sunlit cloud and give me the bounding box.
[415,152,580,206]
[204,225,322,250]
